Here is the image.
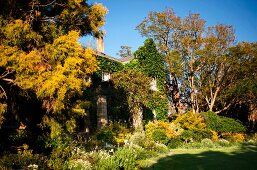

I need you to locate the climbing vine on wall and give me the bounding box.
[133,38,168,120]
[96,55,123,74]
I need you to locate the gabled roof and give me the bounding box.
[95,51,134,64]
[118,56,134,64]
[95,51,121,63]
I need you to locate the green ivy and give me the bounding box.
[134,38,168,120]
[96,55,123,74]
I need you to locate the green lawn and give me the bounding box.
[140,143,257,170]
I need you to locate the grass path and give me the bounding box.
[139,143,257,170]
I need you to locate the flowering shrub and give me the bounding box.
[95,122,132,146]
[222,133,246,142]
[145,121,183,142]
[173,111,206,130]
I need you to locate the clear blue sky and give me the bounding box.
[85,0,257,58]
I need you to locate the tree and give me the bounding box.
[198,24,235,112]
[136,8,184,114]
[217,43,257,114]
[134,38,168,119]
[117,45,133,58]
[0,0,107,140]
[0,0,108,38]
[111,69,152,130]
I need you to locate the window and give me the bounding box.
[150,78,157,91]
[102,72,111,82]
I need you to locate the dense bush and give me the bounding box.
[180,129,213,142]
[94,122,132,147]
[167,138,183,149]
[173,111,207,130]
[145,121,183,142]
[222,133,246,142]
[0,144,47,169]
[202,111,247,133]
[152,129,169,144]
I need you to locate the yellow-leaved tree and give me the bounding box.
[0,1,107,140]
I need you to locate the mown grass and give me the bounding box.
[139,143,257,170]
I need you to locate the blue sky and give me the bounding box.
[84,0,257,58]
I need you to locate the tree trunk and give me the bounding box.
[132,105,143,131]
[97,95,108,129]
[169,73,184,114]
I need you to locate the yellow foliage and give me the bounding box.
[6,31,98,113]
[173,111,206,130]
[66,119,77,133]
[41,116,62,139]
[3,19,42,49]
[232,133,245,142]
[88,3,108,33]
[0,103,7,126]
[145,121,183,140]
[222,132,246,142]
[211,130,219,141]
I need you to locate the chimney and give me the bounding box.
[96,36,104,53]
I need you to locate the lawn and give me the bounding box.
[140,143,257,170]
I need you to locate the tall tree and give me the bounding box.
[112,69,152,130]
[0,0,108,138]
[134,38,168,119]
[198,24,235,112]
[117,45,133,58]
[136,8,184,114]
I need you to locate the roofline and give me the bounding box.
[95,51,121,63]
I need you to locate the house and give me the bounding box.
[84,37,158,131]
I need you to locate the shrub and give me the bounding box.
[173,111,206,130]
[152,129,169,144]
[222,133,246,142]
[47,135,76,169]
[95,122,132,146]
[145,121,182,142]
[202,111,246,133]
[114,147,137,170]
[129,131,147,146]
[167,138,183,149]
[215,139,231,147]
[96,129,115,144]
[0,144,47,169]
[200,138,215,148]
[67,159,92,170]
[91,150,117,170]
[211,130,219,141]
[180,129,212,142]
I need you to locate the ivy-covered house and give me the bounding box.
[83,37,166,133]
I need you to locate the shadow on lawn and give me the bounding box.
[143,143,257,170]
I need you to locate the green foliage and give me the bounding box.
[134,38,165,78]
[114,147,137,170]
[203,111,247,133]
[152,129,169,144]
[96,129,115,144]
[180,129,212,142]
[112,68,152,129]
[167,138,184,149]
[134,38,168,119]
[47,135,76,169]
[96,55,123,73]
[0,144,47,169]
